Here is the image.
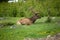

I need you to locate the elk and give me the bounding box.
[17,7,41,25]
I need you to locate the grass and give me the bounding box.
[0,17,60,40]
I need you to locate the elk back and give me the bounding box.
[17,18,32,25]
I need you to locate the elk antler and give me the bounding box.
[29,6,40,15]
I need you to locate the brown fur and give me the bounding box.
[19,18,32,25]
[17,13,41,25]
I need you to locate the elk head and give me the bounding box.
[29,12,41,23]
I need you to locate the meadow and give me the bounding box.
[0,17,60,40]
[0,0,60,40]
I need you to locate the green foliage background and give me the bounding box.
[0,0,60,17]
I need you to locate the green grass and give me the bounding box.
[0,17,60,40]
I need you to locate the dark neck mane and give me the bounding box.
[29,16,37,23]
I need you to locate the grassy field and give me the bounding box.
[0,17,60,40]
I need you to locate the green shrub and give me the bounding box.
[0,0,60,17]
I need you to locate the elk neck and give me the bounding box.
[29,15,38,23]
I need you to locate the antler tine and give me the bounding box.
[28,6,35,13]
[28,6,40,15]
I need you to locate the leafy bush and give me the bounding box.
[0,0,60,17]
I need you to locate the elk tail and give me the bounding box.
[16,21,21,25]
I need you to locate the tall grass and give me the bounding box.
[0,0,60,17]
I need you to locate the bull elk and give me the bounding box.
[17,7,41,25]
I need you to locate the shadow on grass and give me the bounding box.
[34,22,47,24]
[0,22,15,28]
